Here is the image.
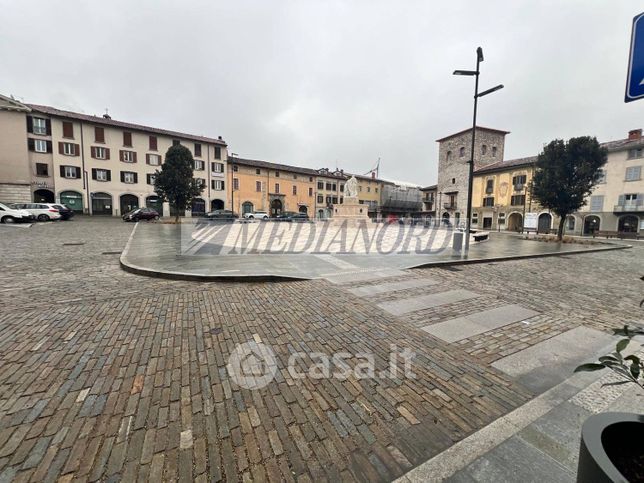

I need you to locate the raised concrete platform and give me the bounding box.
[120,222,629,282]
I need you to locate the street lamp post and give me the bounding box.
[454,47,503,254]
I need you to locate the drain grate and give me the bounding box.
[210,327,223,335]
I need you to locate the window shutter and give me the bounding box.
[75,167,81,178]
[618,194,625,206]
[58,142,64,154]
[105,148,110,160]
[149,136,157,150]
[46,141,52,153]
[91,147,96,158]
[63,122,73,138]
[92,168,97,180]
[106,170,111,182]
[95,127,104,143]
[60,166,66,177]
[45,119,51,135]
[146,154,150,165]
[638,194,644,206]
[133,173,138,183]
[133,152,138,163]
[26,116,33,133]
[120,171,125,182]
[28,139,35,151]
[123,132,132,146]
[119,150,124,161]
[75,144,81,156]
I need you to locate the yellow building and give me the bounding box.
[352,173,383,216]
[228,157,316,217]
[472,156,548,232]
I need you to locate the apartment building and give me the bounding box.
[574,129,644,236]
[352,173,383,217]
[228,157,316,216]
[419,185,437,218]
[315,168,346,219]
[0,95,31,203]
[0,95,228,216]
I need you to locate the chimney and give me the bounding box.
[371,171,375,179]
[102,113,111,120]
[628,129,642,140]
[218,135,222,140]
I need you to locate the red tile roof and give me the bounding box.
[27,104,227,146]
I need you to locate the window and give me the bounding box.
[293,174,298,179]
[326,183,332,190]
[359,186,362,192]
[483,197,495,207]
[62,121,74,138]
[121,171,137,184]
[590,195,604,211]
[194,160,205,170]
[275,183,280,194]
[309,177,313,182]
[375,188,378,193]
[597,169,607,183]
[512,175,527,188]
[95,127,105,143]
[292,185,297,195]
[172,139,180,146]
[212,180,224,190]
[459,147,465,157]
[332,196,338,204]
[62,166,81,179]
[472,213,478,224]
[452,178,456,184]
[446,150,452,161]
[625,166,641,181]
[121,150,136,163]
[233,178,239,190]
[34,139,47,153]
[620,193,641,208]
[147,154,161,166]
[567,216,575,230]
[92,147,108,159]
[275,171,280,177]
[308,187,313,196]
[627,147,643,159]
[123,132,132,147]
[214,147,221,159]
[367,187,371,193]
[318,181,323,189]
[36,163,48,176]
[232,165,238,172]
[196,178,206,188]
[92,168,110,181]
[149,136,158,151]
[33,118,47,135]
[511,194,525,206]
[485,179,494,193]
[194,143,202,157]
[340,184,344,192]
[492,146,497,157]
[146,174,156,185]
[332,183,336,191]
[481,144,487,155]
[317,195,323,203]
[62,142,77,156]
[256,181,262,192]
[255,168,261,175]
[212,162,224,173]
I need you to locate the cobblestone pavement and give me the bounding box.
[0,218,642,482]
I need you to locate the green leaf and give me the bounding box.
[574,363,606,373]
[630,360,641,380]
[616,338,630,353]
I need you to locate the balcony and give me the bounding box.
[443,202,457,210]
[613,203,644,213]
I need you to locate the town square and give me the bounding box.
[1,2,643,482]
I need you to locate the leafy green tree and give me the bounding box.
[154,144,203,222]
[531,137,607,240]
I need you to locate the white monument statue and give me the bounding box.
[345,176,359,198]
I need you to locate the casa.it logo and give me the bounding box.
[227,341,278,390]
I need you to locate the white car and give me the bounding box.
[0,202,33,223]
[11,203,62,221]
[243,211,269,220]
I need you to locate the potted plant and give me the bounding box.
[574,283,644,482]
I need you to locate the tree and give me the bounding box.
[531,136,607,240]
[154,144,204,222]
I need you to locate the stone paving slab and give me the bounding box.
[346,278,439,297]
[324,269,408,285]
[421,304,540,343]
[491,326,614,393]
[378,289,480,316]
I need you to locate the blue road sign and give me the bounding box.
[626,12,644,102]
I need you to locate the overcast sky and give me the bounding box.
[1,1,641,184]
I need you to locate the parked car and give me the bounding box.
[202,209,238,220]
[243,211,269,220]
[275,211,309,222]
[53,204,75,220]
[11,203,62,221]
[122,207,160,222]
[0,203,34,223]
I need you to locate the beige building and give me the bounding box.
[574,129,644,236]
[315,168,346,219]
[0,95,32,203]
[0,95,228,216]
